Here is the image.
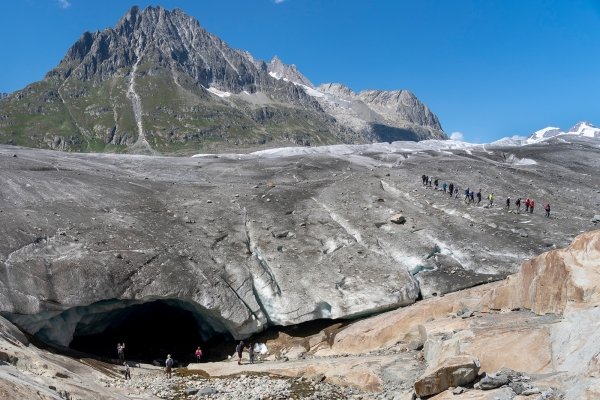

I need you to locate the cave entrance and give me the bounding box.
[68,300,228,363]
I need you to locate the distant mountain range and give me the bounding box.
[526,121,599,144]
[0,6,446,155]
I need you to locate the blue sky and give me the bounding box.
[1,0,599,143]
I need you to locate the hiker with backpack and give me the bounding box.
[469,190,474,203]
[165,354,174,378]
[529,200,535,214]
[448,183,454,196]
[434,179,439,190]
[544,203,550,217]
[117,343,125,363]
[464,187,470,202]
[236,341,245,365]
[442,182,447,193]
[525,199,530,212]
[515,198,521,213]
[488,193,494,206]
[477,189,482,205]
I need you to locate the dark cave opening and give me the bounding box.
[67,300,229,363]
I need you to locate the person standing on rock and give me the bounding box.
[422,175,427,185]
[165,354,174,378]
[525,199,530,212]
[454,187,459,198]
[515,198,521,213]
[117,343,125,363]
[530,200,535,214]
[506,197,510,210]
[469,190,474,203]
[236,341,245,365]
[195,347,202,363]
[428,176,433,187]
[464,187,470,202]
[442,182,447,193]
[123,362,131,380]
[248,343,255,364]
[477,189,482,205]
[448,183,454,196]
[544,203,551,217]
[488,193,494,207]
[434,178,439,190]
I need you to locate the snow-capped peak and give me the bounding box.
[526,126,564,144]
[567,121,600,138]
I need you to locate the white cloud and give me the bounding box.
[450,132,464,141]
[274,0,286,3]
[58,0,71,8]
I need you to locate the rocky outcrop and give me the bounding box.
[0,93,8,100]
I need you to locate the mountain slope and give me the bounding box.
[0,6,445,155]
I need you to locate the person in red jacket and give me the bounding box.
[529,200,535,214]
[524,199,530,212]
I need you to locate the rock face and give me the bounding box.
[0,93,8,100]
[0,6,445,155]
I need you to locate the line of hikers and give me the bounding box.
[421,175,551,217]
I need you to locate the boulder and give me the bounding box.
[390,214,406,224]
[196,387,219,396]
[479,372,509,390]
[413,355,480,397]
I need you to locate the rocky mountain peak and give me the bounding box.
[317,83,357,99]
[0,93,8,100]
[265,55,314,88]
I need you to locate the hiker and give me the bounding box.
[525,199,530,212]
[488,193,494,206]
[117,343,125,363]
[448,183,454,196]
[464,187,470,202]
[515,198,521,213]
[476,189,482,205]
[442,182,447,193]
[165,354,174,378]
[422,174,427,185]
[195,347,202,363]
[434,179,439,190]
[469,190,474,203]
[544,203,550,217]
[454,187,459,198]
[123,362,131,380]
[529,200,535,214]
[506,197,510,210]
[428,176,433,187]
[236,341,245,365]
[248,343,255,364]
